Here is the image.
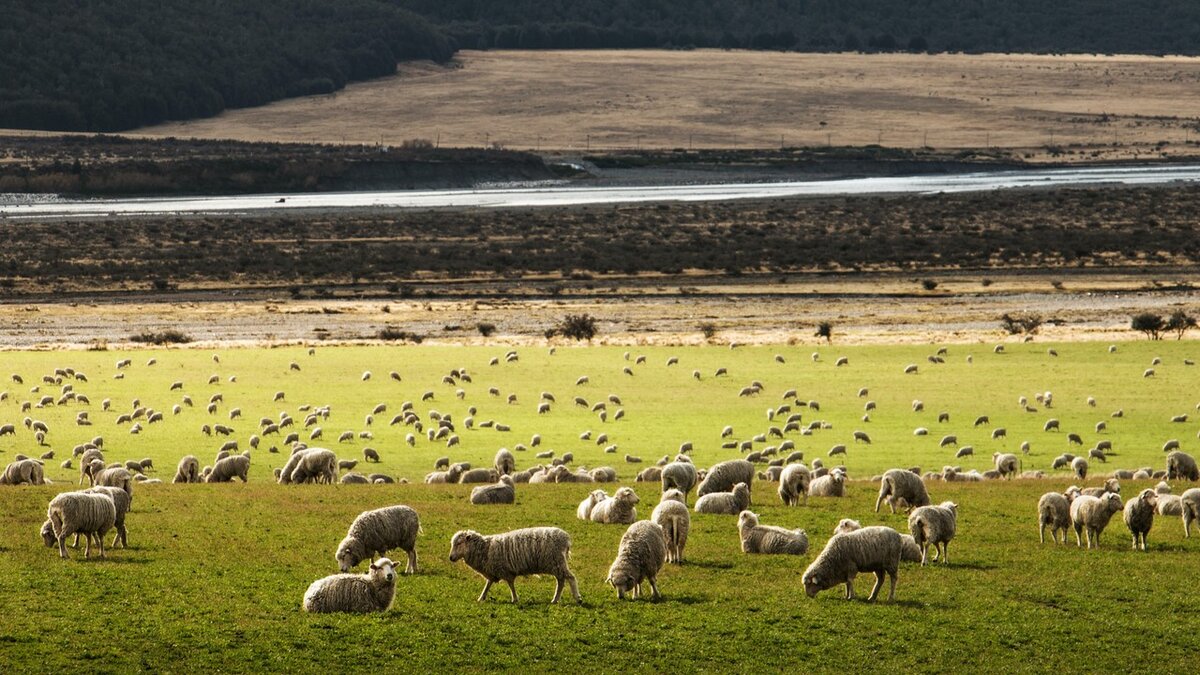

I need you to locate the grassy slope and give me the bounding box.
[1,342,1199,672]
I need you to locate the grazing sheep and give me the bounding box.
[336,505,421,574]
[955,446,974,459]
[1166,451,1199,481]
[494,448,515,476]
[651,490,690,564]
[808,471,847,498]
[1183,488,1200,538]
[206,454,250,483]
[694,482,751,515]
[1044,419,1060,432]
[833,519,923,563]
[660,461,698,501]
[853,430,871,444]
[993,452,1020,479]
[1123,489,1158,551]
[0,458,46,485]
[591,487,640,524]
[828,445,847,457]
[778,463,811,506]
[471,476,516,505]
[1163,439,1181,453]
[875,469,931,514]
[363,448,380,463]
[738,510,808,555]
[939,435,957,448]
[448,527,581,604]
[1070,493,1124,548]
[303,558,397,613]
[696,459,754,502]
[636,466,663,482]
[82,485,131,549]
[802,526,902,602]
[908,502,958,565]
[1038,492,1072,544]
[281,448,337,484]
[44,491,116,559]
[605,520,668,600]
[1072,457,1089,481]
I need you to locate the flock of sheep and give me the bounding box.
[4,342,1200,609]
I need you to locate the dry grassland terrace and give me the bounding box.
[1,342,1200,671]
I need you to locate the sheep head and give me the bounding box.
[369,558,395,584]
[449,530,482,562]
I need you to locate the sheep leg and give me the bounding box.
[1039,523,1046,544]
[95,532,106,559]
[57,532,70,559]
[505,579,518,604]
[886,569,897,602]
[83,531,93,558]
[477,580,494,602]
[866,571,886,602]
[844,576,856,600]
[940,542,948,564]
[1074,525,1083,548]
[71,532,81,548]
[873,489,887,513]
[565,573,581,603]
[405,548,418,574]
[647,576,661,600]
[919,544,929,566]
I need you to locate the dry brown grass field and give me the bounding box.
[136,50,1200,159]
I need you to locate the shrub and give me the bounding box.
[129,330,192,345]
[999,313,1043,335]
[698,322,717,340]
[815,321,833,342]
[377,327,424,343]
[921,279,939,291]
[554,313,597,341]
[1131,313,1165,340]
[476,322,497,337]
[1165,310,1197,340]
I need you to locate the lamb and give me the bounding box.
[1166,451,1199,481]
[696,459,754,503]
[448,527,581,604]
[778,463,811,506]
[282,447,337,484]
[577,489,609,521]
[874,469,930,513]
[802,526,902,602]
[471,476,516,505]
[303,558,397,613]
[660,460,698,501]
[738,510,808,555]
[993,452,1019,479]
[694,482,751,515]
[605,520,668,600]
[908,501,958,565]
[494,448,516,476]
[591,487,640,524]
[832,519,923,562]
[651,489,690,564]
[1070,492,1124,548]
[808,471,846,498]
[1037,492,1072,544]
[1183,488,1200,538]
[1123,489,1158,551]
[335,505,421,575]
[206,454,250,483]
[44,491,116,559]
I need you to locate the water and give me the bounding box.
[2,163,1198,219]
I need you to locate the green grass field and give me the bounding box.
[1,341,1199,672]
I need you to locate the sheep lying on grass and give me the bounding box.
[591,487,639,524]
[448,527,581,604]
[470,476,516,505]
[802,526,902,602]
[303,558,396,613]
[694,482,750,515]
[738,510,808,555]
[336,505,421,574]
[605,520,667,600]
[696,459,754,502]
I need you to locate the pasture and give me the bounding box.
[2,341,1199,672]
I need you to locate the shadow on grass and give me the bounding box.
[678,559,735,570]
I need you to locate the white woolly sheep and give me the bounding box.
[591,487,639,524]
[494,448,516,476]
[694,482,750,515]
[577,489,609,521]
[44,491,116,559]
[206,454,249,483]
[908,501,958,565]
[471,476,516,505]
[1080,478,1121,498]
[336,505,421,573]
[1123,489,1158,551]
[738,510,808,555]
[1183,488,1200,538]
[832,519,922,563]
[1070,492,1124,548]
[802,526,902,602]
[808,471,846,498]
[875,469,930,513]
[993,452,1019,479]
[1166,451,1199,481]
[1037,492,1072,544]
[660,461,698,501]
[696,459,754,503]
[303,558,396,613]
[605,520,667,600]
[651,490,690,564]
[1072,457,1089,481]
[0,458,46,485]
[448,527,581,604]
[778,463,811,506]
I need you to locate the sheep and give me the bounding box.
[778,463,811,506]
[281,448,337,485]
[1080,478,1121,498]
[1183,488,1200,538]
[0,459,46,485]
[44,491,116,559]
[82,485,131,549]
[471,476,516,505]
[1070,492,1124,548]
[1044,419,1060,432]
[1163,439,1181,453]
[94,466,133,501]
[802,526,902,602]
[696,459,754,502]
[738,510,808,555]
[808,471,847,498]
[651,489,690,564]
[205,454,250,483]
[1038,492,1072,544]
[331,505,422,577]
[993,452,1019,479]
[363,447,380,463]
[908,501,958,565]
[833,519,922,563]
[340,473,370,484]
[1166,451,1199,481]
[605,520,668,600]
[636,466,663,482]
[694,482,750,515]
[828,444,847,457]
[955,446,974,459]
[459,468,499,484]
[1123,489,1158,551]
[660,461,698,501]
[303,558,397,613]
[1072,457,1089,481]
[591,487,640,524]
[875,469,930,514]
[448,527,581,604]
[939,435,957,448]
[577,489,609,521]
